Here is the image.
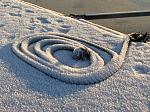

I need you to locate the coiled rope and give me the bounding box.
[13,18,149,85]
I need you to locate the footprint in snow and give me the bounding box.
[103,34,111,37]
[133,64,149,75]
[11,5,22,9]
[0,23,5,27]
[58,24,71,33]
[28,25,36,31]
[1,2,10,7]
[1,4,9,7]
[25,9,34,13]
[40,26,53,32]
[8,34,16,40]
[56,18,64,23]
[9,12,21,17]
[61,24,71,29]
[37,17,51,24]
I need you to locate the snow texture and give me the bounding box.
[0,0,150,111]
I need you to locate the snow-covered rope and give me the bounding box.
[12,31,131,85]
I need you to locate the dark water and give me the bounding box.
[24,0,150,34]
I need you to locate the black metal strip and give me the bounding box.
[69,10,150,20]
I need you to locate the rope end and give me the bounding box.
[128,32,150,43]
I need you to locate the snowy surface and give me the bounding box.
[0,0,150,111]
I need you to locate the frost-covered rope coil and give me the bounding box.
[12,32,130,85]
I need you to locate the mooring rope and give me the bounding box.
[12,18,149,85]
[12,31,131,85]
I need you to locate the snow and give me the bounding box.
[0,0,150,111]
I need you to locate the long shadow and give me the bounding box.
[0,44,89,98]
